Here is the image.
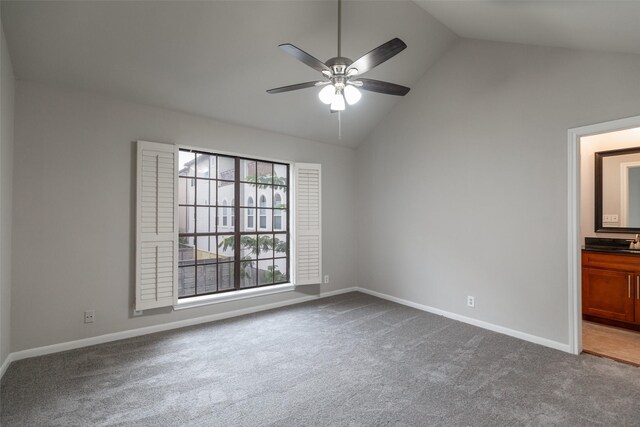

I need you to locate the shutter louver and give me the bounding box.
[136,141,178,310]
[294,163,322,285]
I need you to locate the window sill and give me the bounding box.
[173,283,295,310]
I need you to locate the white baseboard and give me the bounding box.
[0,352,13,380]
[1,286,357,378]
[1,285,572,380]
[356,287,571,353]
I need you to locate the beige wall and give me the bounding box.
[0,17,15,366]
[580,128,640,239]
[357,38,640,346]
[12,81,357,352]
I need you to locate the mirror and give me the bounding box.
[595,147,640,232]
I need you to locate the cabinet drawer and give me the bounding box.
[582,251,640,272]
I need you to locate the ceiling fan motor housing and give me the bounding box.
[325,57,353,74]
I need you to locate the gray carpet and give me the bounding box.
[1,292,640,426]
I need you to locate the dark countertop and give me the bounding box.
[582,247,640,255]
[582,237,640,255]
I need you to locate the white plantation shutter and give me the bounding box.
[136,141,178,310]
[294,163,322,285]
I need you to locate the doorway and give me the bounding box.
[568,116,640,365]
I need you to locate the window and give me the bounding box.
[135,141,322,311]
[222,200,228,227]
[274,193,283,230]
[177,150,289,298]
[259,195,267,229]
[247,196,254,229]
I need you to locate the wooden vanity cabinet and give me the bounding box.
[582,251,640,327]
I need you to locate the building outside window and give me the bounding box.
[177,150,289,298]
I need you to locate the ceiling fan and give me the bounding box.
[266,0,410,112]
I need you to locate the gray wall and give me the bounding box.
[0,18,15,366]
[12,81,357,352]
[356,39,640,346]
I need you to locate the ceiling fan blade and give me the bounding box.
[356,78,410,96]
[266,81,324,94]
[346,38,407,76]
[279,43,331,73]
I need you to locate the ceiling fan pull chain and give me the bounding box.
[338,111,342,140]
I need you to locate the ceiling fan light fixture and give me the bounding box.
[330,91,346,111]
[344,85,361,105]
[318,84,336,104]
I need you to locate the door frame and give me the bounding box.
[567,115,640,355]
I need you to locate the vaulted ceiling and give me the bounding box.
[0,1,456,147]
[2,1,639,148]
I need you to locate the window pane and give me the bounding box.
[240,234,258,259]
[179,266,195,297]
[179,177,195,205]
[218,156,235,181]
[258,259,273,286]
[218,206,235,232]
[240,159,257,182]
[217,180,234,205]
[274,164,288,187]
[274,234,287,257]
[257,162,273,184]
[197,264,217,294]
[196,179,211,205]
[218,262,234,290]
[179,151,195,177]
[179,206,195,233]
[240,259,257,288]
[239,183,256,206]
[222,202,228,226]
[196,236,217,264]
[258,234,273,259]
[240,208,255,232]
[196,207,216,233]
[274,258,288,283]
[217,235,234,261]
[259,190,273,208]
[195,153,213,178]
[178,236,195,266]
[259,208,271,231]
[273,192,283,208]
[274,209,287,231]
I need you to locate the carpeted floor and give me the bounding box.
[1,292,640,426]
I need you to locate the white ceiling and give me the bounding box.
[3,2,640,148]
[416,1,640,56]
[0,1,456,148]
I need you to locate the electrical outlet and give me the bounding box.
[611,214,619,222]
[84,310,95,323]
[324,275,330,284]
[467,296,475,308]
